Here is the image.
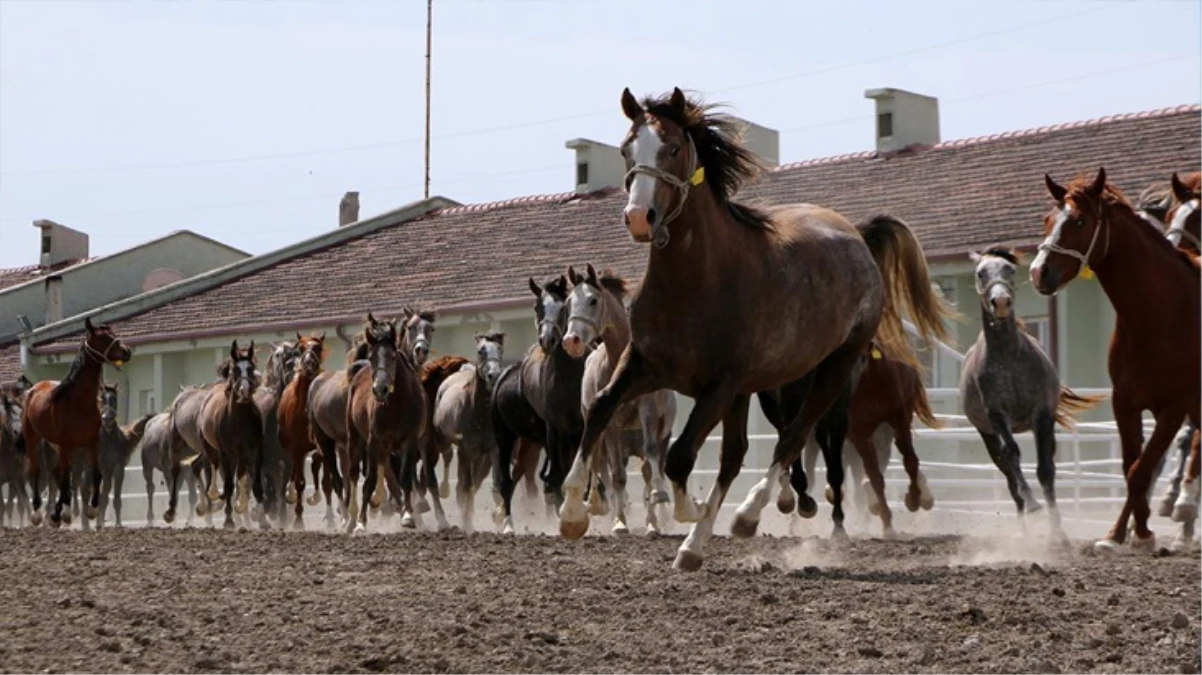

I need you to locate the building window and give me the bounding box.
[41,233,52,255]
[1024,316,1050,351]
[576,162,589,186]
[877,112,893,138]
[139,389,156,416]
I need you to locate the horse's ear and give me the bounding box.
[528,277,542,298]
[620,87,643,121]
[586,263,599,286]
[1171,172,1195,202]
[495,332,506,347]
[669,87,687,114]
[318,332,326,343]
[248,340,256,357]
[567,266,581,286]
[968,252,982,264]
[85,317,96,334]
[296,331,303,343]
[230,339,239,359]
[1087,167,1106,197]
[1044,174,1067,203]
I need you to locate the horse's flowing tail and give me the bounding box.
[1054,386,1106,429]
[910,379,943,430]
[856,214,958,367]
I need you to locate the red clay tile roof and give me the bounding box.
[32,104,1202,351]
[0,258,94,293]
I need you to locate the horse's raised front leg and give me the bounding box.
[674,394,750,571]
[663,380,738,529]
[560,347,657,540]
[984,411,1037,515]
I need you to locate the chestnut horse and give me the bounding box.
[788,340,941,537]
[276,333,327,529]
[200,340,266,529]
[417,355,471,527]
[22,317,132,527]
[345,313,426,532]
[1031,168,1200,551]
[559,88,951,570]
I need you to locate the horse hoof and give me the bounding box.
[400,513,416,530]
[491,507,505,527]
[1158,497,1177,518]
[85,505,98,520]
[1025,500,1044,515]
[438,483,451,500]
[831,526,850,542]
[882,526,898,540]
[306,493,322,507]
[559,514,589,540]
[49,514,62,529]
[776,492,797,514]
[223,519,235,530]
[920,494,935,511]
[649,489,670,505]
[672,549,704,572]
[1172,502,1198,523]
[235,502,248,516]
[587,500,608,517]
[60,512,71,526]
[798,495,819,519]
[164,509,176,524]
[1171,535,1198,553]
[352,523,367,535]
[1094,538,1121,553]
[646,522,661,538]
[904,492,921,513]
[416,498,431,514]
[30,511,43,527]
[1132,532,1157,553]
[612,521,629,536]
[194,503,208,517]
[292,518,305,532]
[824,485,835,505]
[730,513,759,539]
[501,517,515,536]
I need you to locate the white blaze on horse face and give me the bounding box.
[1167,199,1199,246]
[1031,204,1073,272]
[626,124,665,211]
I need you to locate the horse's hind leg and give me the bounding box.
[423,442,450,531]
[850,426,893,538]
[439,445,453,500]
[978,428,1030,517]
[1171,428,1200,551]
[1157,424,1189,516]
[143,463,156,526]
[816,404,851,540]
[290,449,307,530]
[734,344,863,540]
[307,452,324,507]
[895,423,932,513]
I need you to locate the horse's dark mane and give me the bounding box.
[641,91,773,232]
[981,246,1023,266]
[346,336,370,371]
[543,275,569,299]
[589,269,632,301]
[477,330,507,345]
[1067,176,1202,275]
[49,347,89,403]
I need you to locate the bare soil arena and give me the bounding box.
[0,508,1198,675]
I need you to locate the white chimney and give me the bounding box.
[864,88,941,154]
[565,138,625,194]
[34,220,89,268]
[44,274,63,325]
[339,191,360,227]
[728,116,780,168]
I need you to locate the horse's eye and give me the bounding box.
[589,297,598,306]
[668,145,680,157]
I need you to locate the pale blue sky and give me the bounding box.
[0,0,1198,269]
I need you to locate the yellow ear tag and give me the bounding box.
[1079,266,1094,280]
[870,348,883,360]
[690,167,705,186]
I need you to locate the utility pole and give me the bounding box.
[423,0,433,199]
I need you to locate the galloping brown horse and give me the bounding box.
[276,333,327,529]
[22,317,132,527]
[558,88,951,570]
[345,313,426,532]
[1031,168,1200,551]
[200,340,266,529]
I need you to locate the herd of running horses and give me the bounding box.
[0,88,1198,571]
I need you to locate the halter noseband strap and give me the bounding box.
[1037,203,1110,277]
[83,337,124,367]
[623,136,706,249]
[1166,199,1201,251]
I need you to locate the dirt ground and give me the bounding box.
[0,525,1197,675]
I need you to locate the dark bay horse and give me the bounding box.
[1031,168,1200,551]
[22,317,132,527]
[563,263,676,536]
[200,340,266,529]
[493,275,587,532]
[345,313,426,532]
[962,247,1102,541]
[276,334,327,529]
[1,393,30,526]
[432,332,505,533]
[558,88,951,570]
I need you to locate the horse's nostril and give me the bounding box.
[647,208,658,226]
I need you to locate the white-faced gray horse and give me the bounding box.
[961,247,1102,540]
